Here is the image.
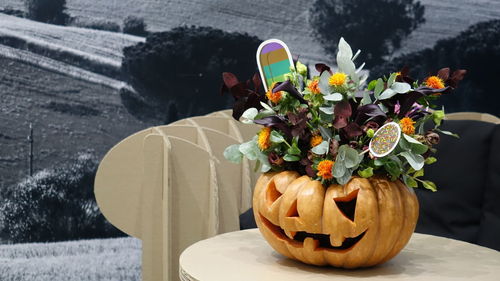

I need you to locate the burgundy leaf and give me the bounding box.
[396,91,423,118]
[315,63,332,75]
[342,123,363,139]
[222,72,239,89]
[355,104,387,125]
[232,98,247,120]
[334,100,352,117]
[305,164,316,177]
[252,73,262,92]
[273,80,307,104]
[253,116,292,137]
[437,68,450,81]
[448,69,467,88]
[332,100,352,129]
[396,66,415,84]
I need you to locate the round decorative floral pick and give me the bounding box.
[369,122,401,157]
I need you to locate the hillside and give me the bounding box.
[0,13,144,78]
[0,56,151,188]
[0,237,140,281]
[2,0,500,63]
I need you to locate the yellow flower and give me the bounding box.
[317,160,334,180]
[399,117,416,135]
[307,79,321,94]
[266,83,283,103]
[310,135,323,147]
[328,72,348,86]
[425,76,445,89]
[257,127,271,150]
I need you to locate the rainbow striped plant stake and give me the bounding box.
[256,39,294,91]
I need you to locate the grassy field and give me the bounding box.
[0,56,151,188]
[0,237,141,281]
[0,44,130,90]
[0,13,144,77]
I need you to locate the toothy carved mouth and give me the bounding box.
[259,214,366,251]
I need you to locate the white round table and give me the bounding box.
[179,229,500,281]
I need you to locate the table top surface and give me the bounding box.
[179,229,500,281]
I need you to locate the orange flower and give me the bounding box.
[257,127,271,150]
[328,72,348,86]
[307,79,321,94]
[266,83,283,103]
[425,76,445,89]
[317,160,334,180]
[399,117,416,135]
[310,135,323,147]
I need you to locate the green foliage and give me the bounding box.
[24,0,69,25]
[121,26,261,123]
[222,37,456,191]
[309,0,425,65]
[0,152,124,243]
[123,16,148,36]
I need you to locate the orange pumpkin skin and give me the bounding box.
[253,171,419,268]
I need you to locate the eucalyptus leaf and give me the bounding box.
[387,72,397,87]
[403,134,428,154]
[319,71,332,95]
[337,168,353,185]
[319,106,334,115]
[399,151,425,170]
[319,126,332,139]
[311,140,329,155]
[332,162,346,178]
[361,91,372,106]
[337,145,348,161]
[238,138,259,161]
[391,82,411,93]
[337,38,357,82]
[260,162,272,172]
[223,144,243,163]
[374,78,384,98]
[270,130,285,143]
[323,93,343,101]
[344,147,361,168]
[260,102,275,113]
[378,88,397,100]
[240,108,258,124]
[283,154,301,162]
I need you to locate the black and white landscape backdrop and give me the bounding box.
[0,0,499,280]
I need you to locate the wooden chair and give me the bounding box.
[94,110,259,281]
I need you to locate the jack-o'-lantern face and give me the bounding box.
[253,171,419,268]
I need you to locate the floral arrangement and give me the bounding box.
[222,38,465,191]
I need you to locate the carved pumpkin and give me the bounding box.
[253,171,419,268]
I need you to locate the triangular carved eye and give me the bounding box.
[266,182,282,204]
[334,189,359,222]
[286,200,299,217]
